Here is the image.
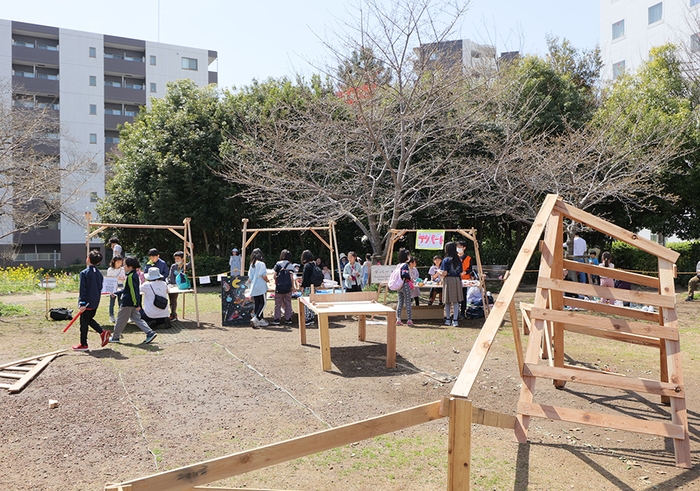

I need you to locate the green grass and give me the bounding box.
[0,301,30,317]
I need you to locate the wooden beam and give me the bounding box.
[0,349,68,370]
[529,306,678,341]
[0,372,24,379]
[447,398,472,491]
[518,401,685,439]
[509,300,524,375]
[562,297,660,322]
[471,406,516,430]
[523,363,683,398]
[537,277,675,309]
[8,354,58,393]
[560,323,660,348]
[168,228,186,242]
[562,259,659,289]
[308,229,331,251]
[104,401,445,491]
[552,201,680,263]
[451,194,560,399]
[89,222,185,230]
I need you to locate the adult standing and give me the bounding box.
[247,248,269,328]
[343,251,363,292]
[686,260,700,301]
[573,232,588,283]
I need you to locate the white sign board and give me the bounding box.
[101,277,118,294]
[371,265,395,284]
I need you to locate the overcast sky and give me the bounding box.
[3,0,600,89]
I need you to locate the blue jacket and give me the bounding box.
[79,265,103,309]
[145,258,169,279]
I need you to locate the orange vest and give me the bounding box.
[460,255,472,280]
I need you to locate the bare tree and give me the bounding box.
[221,0,496,256]
[0,82,94,245]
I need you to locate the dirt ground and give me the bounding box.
[1,289,700,491]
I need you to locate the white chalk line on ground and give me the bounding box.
[215,342,331,429]
[118,372,159,470]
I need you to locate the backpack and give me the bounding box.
[388,264,404,291]
[176,271,191,290]
[275,261,293,294]
[311,264,324,287]
[48,307,73,321]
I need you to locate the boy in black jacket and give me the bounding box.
[74,250,111,351]
[110,257,158,344]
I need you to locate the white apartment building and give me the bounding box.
[0,20,217,267]
[600,0,700,80]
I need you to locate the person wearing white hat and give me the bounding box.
[141,267,170,328]
[230,248,241,276]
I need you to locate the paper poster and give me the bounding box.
[101,277,118,294]
[370,265,395,284]
[199,276,211,284]
[415,230,445,250]
[222,275,254,326]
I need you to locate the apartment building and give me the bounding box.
[416,39,498,77]
[600,0,700,80]
[0,20,217,267]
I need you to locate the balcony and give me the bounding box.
[105,113,134,130]
[12,75,59,95]
[104,85,146,105]
[12,44,59,65]
[104,56,145,77]
[208,71,218,84]
[13,228,60,245]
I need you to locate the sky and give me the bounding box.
[2,0,600,90]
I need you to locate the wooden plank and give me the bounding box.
[563,297,660,322]
[386,315,396,369]
[520,302,532,335]
[309,291,378,303]
[562,259,659,289]
[3,366,32,372]
[529,306,678,341]
[561,323,660,348]
[358,314,366,341]
[451,194,560,399]
[318,314,332,371]
[549,214,566,388]
[0,372,24,379]
[471,406,516,430]
[297,298,306,345]
[90,222,185,230]
[658,258,692,468]
[103,401,445,491]
[537,277,675,309]
[0,349,68,370]
[509,300,524,375]
[448,398,472,491]
[9,354,57,393]
[523,363,683,398]
[518,402,685,439]
[0,383,12,389]
[553,201,680,263]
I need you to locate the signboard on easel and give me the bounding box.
[370,265,395,284]
[222,275,254,326]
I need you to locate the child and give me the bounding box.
[322,265,332,281]
[395,248,413,326]
[300,250,317,324]
[247,248,269,328]
[141,267,170,328]
[110,257,158,344]
[272,249,295,325]
[361,253,371,288]
[428,255,443,306]
[145,248,169,279]
[166,251,189,321]
[343,251,363,292]
[587,250,599,285]
[73,250,111,351]
[457,241,473,318]
[107,255,125,323]
[409,257,421,306]
[440,242,463,327]
[229,248,241,276]
[599,251,615,305]
[109,236,122,258]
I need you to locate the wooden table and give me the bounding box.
[297,292,397,371]
[167,285,194,320]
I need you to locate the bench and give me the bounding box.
[478,265,508,282]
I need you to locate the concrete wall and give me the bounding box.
[145,41,211,107]
[0,20,12,246]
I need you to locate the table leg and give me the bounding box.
[319,314,331,371]
[298,298,306,345]
[181,292,186,320]
[386,315,396,369]
[358,314,366,341]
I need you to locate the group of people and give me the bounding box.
[72,239,192,351]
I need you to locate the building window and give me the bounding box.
[89,75,96,86]
[692,0,700,7]
[181,57,198,70]
[612,60,625,79]
[150,82,156,93]
[648,3,663,24]
[612,20,625,40]
[89,46,96,58]
[90,192,99,202]
[150,55,156,66]
[89,133,97,144]
[89,104,97,115]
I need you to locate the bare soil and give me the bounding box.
[1,289,700,490]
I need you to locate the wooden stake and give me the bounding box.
[447,397,472,491]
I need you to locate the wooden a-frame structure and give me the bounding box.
[86,213,200,327]
[240,219,339,278]
[104,195,690,491]
[384,228,489,315]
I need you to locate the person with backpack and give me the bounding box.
[439,241,463,327]
[272,249,295,325]
[343,251,363,292]
[394,248,414,326]
[300,250,322,324]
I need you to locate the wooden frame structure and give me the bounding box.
[0,349,68,393]
[383,228,489,315]
[85,213,200,327]
[105,195,690,491]
[240,219,339,279]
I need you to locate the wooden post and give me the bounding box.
[549,213,566,388]
[447,397,472,491]
[319,313,331,371]
[85,211,92,258]
[298,298,307,344]
[241,219,248,276]
[185,218,200,327]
